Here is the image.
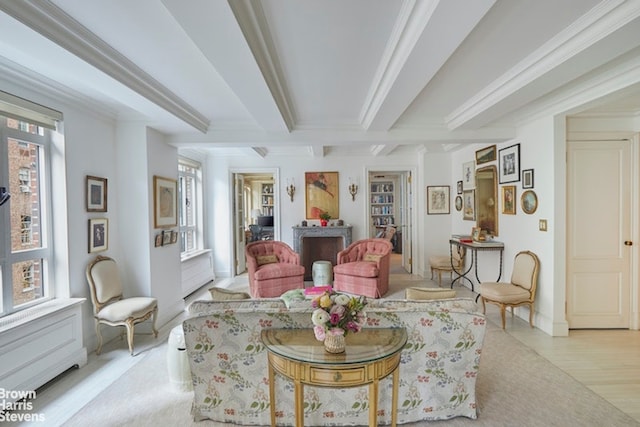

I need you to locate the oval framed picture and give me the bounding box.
[455,195,463,211]
[521,190,538,214]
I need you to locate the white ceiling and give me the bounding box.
[0,0,639,158]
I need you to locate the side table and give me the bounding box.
[261,328,407,427]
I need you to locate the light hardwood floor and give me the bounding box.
[17,257,640,425]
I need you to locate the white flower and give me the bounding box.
[311,308,330,326]
[334,294,351,306]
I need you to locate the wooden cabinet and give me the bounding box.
[261,183,274,216]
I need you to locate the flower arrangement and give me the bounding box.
[311,291,367,341]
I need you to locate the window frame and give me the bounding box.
[178,157,203,256]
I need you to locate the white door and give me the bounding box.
[401,171,412,273]
[234,174,246,275]
[567,140,631,328]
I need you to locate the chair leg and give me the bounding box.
[500,305,506,329]
[125,320,135,356]
[95,320,103,355]
[151,307,159,338]
[528,303,534,328]
[480,297,486,314]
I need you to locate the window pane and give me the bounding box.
[12,259,45,308]
[8,138,43,253]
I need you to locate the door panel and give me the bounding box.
[567,140,631,328]
[234,174,246,275]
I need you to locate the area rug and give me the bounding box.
[63,321,638,427]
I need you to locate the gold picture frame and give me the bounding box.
[521,190,538,214]
[153,175,177,228]
[475,145,497,165]
[427,185,450,215]
[305,171,339,220]
[502,185,516,215]
[463,189,475,221]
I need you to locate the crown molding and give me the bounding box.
[446,0,640,130]
[0,0,210,133]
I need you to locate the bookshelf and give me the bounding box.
[370,181,395,228]
[261,183,274,216]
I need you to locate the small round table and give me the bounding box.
[261,328,407,427]
[312,260,333,285]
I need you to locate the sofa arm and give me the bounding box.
[276,246,300,265]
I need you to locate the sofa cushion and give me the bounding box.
[333,261,379,278]
[255,262,304,280]
[208,287,251,301]
[363,253,382,262]
[405,287,457,300]
[256,254,279,266]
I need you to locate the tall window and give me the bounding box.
[178,158,203,255]
[1,91,59,317]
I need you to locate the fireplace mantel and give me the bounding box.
[293,226,353,280]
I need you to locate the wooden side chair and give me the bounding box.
[86,255,158,355]
[429,246,465,286]
[478,250,540,329]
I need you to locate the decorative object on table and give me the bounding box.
[348,177,358,201]
[472,226,482,242]
[498,143,520,184]
[319,212,331,227]
[463,189,475,221]
[153,175,177,228]
[521,190,538,214]
[502,185,516,215]
[337,219,344,226]
[88,218,108,253]
[462,161,475,189]
[311,290,367,353]
[522,169,534,189]
[301,220,307,227]
[427,185,450,214]
[86,175,107,212]
[286,178,295,202]
[305,171,339,220]
[475,144,497,165]
[455,195,463,211]
[457,180,463,194]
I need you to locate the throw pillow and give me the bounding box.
[209,287,251,301]
[256,254,279,266]
[405,287,457,300]
[363,253,382,262]
[280,289,306,308]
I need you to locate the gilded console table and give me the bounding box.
[449,238,504,292]
[261,328,407,427]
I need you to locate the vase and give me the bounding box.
[320,219,328,227]
[324,333,346,353]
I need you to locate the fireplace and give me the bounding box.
[292,226,353,280]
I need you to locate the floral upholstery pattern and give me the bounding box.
[183,298,486,425]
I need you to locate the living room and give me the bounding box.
[1,1,640,425]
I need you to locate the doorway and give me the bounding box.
[230,169,279,276]
[367,169,414,274]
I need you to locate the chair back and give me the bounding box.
[510,251,540,293]
[382,226,396,241]
[86,255,124,313]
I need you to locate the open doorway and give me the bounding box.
[367,169,414,274]
[230,169,278,276]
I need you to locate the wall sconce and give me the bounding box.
[286,178,295,202]
[0,187,10,207]
[348,178,358,201]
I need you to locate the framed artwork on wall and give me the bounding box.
[502,185,516,215]
[521,190,538,214]
[88,218,108,253]
[499,143,520,183]
[522,169,534,189]
[305,171,339,220]
[462,161,475,189]
[153,175,178,228]
[162,229,172,245]
[457,180,463,194]
[463,189,475,221]
[427,186,450,214]
[86,175,107,212]
[475,145,497,165]
[455,195,463,211]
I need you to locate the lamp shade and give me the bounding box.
[251,209,262,219]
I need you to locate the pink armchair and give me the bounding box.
[333,238,393,298]
[245,241,305,298]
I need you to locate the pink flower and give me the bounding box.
[313,325,326,341]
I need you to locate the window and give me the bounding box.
[178,158,203,255]
[1,91,59,317]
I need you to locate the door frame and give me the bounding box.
[228,168,280,278]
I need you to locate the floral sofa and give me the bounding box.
[183,297,486,426]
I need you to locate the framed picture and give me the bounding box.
[154,176,178,228]
[463,189,475,221]
[499,143,520,183]
[86,175,107,212]
[522,169,534,189]
[171,230,178,244]
[457,180,463,194]
[88,218,108,253]
[305,171,339,220]
[154,233,163,247]
[521,190,538,214]
[475,145,497,165]
[162,229,172,246]
[462,161,475,189]
[427,186,450,214]
[471,226,482,241]
[502,185,516,215]
[455,195,463,211]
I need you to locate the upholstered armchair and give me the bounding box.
[333,238,393,298]
[429,245,466,286]
[86,256,158,355]
[245,241,305,298]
